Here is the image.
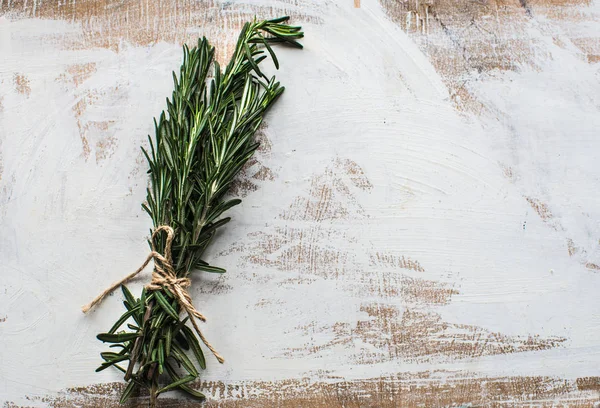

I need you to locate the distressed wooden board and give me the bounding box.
[1,0,600,406]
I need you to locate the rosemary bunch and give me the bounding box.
[93,17,303,405]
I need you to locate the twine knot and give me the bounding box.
[82,225,224,363]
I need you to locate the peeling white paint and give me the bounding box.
[1,0,600,405]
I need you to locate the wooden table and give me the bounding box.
[1,0,599,406]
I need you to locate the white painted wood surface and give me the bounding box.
[1,0,600,406]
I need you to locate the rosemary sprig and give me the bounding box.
[94,17,303,405]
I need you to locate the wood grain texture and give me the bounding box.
[1,0,600,406]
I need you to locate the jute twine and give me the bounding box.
[81,225,224,363]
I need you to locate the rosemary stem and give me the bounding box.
[92,17,304,405]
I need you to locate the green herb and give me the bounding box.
[92,17,303,406]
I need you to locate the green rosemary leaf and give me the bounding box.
[206,199,241,223]
[140,287,147,307]
[122,300,143,328]
[95,363,113,373]
[266,16,290,24]
[97,332,139,343]
[138,290,147,325]
[171,342,198,376]
[164,327,172,358]
[140,147,152,170]
[121,285,136,306]
[119,380,137,404]
[104,354,130,364]
[260,34,279,69]
[272,23,302,32]
[174,316,190,332]
[179,383,206,400]
[95,354,130,372]
[147,321,162,360]
[100,352,120,360]
[174,330,190,350]
[154,291,179,321]
[157,374,196,395]
[158,339,165,374]
[165,363,206,400]
[244,42,263,78]
[182,325,206,369]
[150,309,167,330]
[200,217,231,237]
[112,363,127,374]
[262,27,303,49]
[194,264,226,274]
[163,287,175,299]
[108,307,140,334]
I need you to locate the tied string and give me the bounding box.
[82,225,224,364]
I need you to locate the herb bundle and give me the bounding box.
[82,17,303,406]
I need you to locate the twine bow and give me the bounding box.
[82,225,224,363]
